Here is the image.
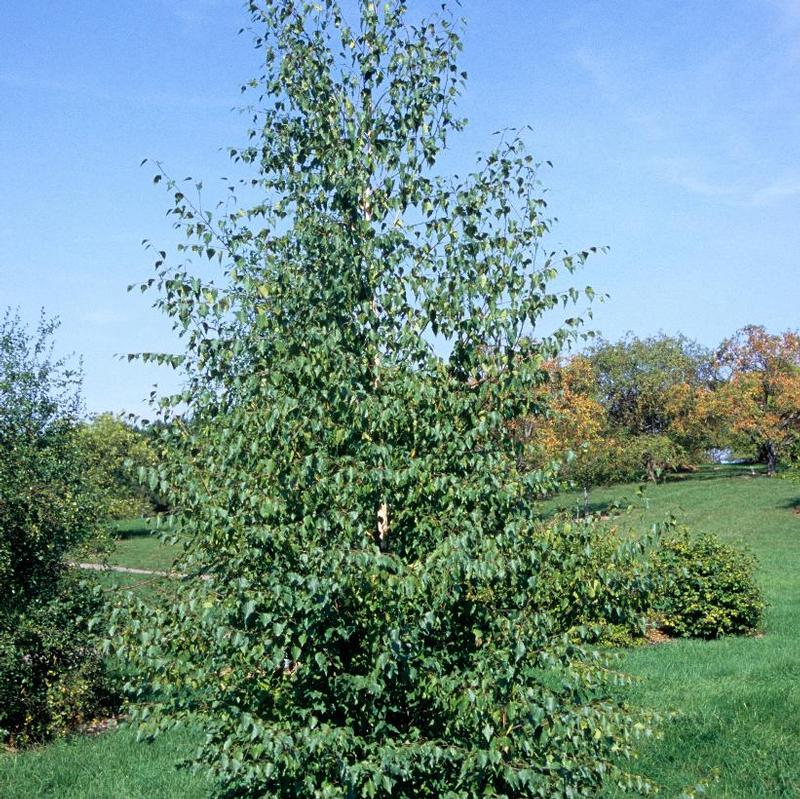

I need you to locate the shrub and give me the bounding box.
[533,516,656,644]
[0,310,117,745]
[0,575,119,746]
[654,531,764,638]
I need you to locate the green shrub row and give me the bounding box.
[542,517,764,645]
[0,311,120,746]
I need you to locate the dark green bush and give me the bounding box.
[0,575,119,746]
[533,516,656,645]
[655,531,764,638]
[0,310,117,745]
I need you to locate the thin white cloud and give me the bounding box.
[650,156,737,198]
[748,179,800,206]
[767,0,800,23]
[572,48,666,140]
[163,0,230,30]
[653,156,800,207]
[574,40,800,209]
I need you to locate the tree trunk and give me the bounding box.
[765,441,778,475]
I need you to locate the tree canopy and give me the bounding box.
[110,3,656,797]
[587,332,711,440]
[714,325,800,472]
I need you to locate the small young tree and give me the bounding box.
[113,3,654,795]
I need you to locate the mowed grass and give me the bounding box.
[570,467,800,798]
[3,468,799,797]
[106,517,184,572]
[0,726,208,799]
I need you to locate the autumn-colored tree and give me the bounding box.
[662,381,726,459]
[519,357,623,512]
[714,325,800,473]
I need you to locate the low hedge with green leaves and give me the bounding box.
[532,516,657,645]
[654,531,764,639]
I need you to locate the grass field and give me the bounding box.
[106,518,184,572]
[3,466,798,797]
[0,726,208,799]
[588,468,800,798]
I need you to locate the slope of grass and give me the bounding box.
[5,468,798,797]
[577,467,800,798]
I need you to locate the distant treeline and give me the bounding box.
[517,325,800,502]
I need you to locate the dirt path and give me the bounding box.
[69,562,210,581]
[70,562,176,578]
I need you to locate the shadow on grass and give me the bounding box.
[539,464,775,522]
[777,496,800,512]
[111,518,158,539]
[664,464,768,482]
[539,497,642,521]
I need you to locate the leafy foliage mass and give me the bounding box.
[0,574,116,746]
[78,413,159,520]
[714,325,800,472]
[654,531,764,639]
[518,351,697,513]
[531,515,656,646]
[0,311,116,745]
[109,2,664,797]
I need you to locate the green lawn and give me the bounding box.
[4,468,799,797]
[576,467,800,798]
[106,518,184,572]
[0,727,208,799]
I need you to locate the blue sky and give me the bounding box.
[2,1,798,416]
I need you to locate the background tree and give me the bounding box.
[587,333,711,437]
[522,351,692,498]
[112,2,656,796]
[78,413,159,520]
[0,310,115,745]
[586,332,714,475]
[519,356,620,513]
[714,325,800,472]
[661,380,726,461]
